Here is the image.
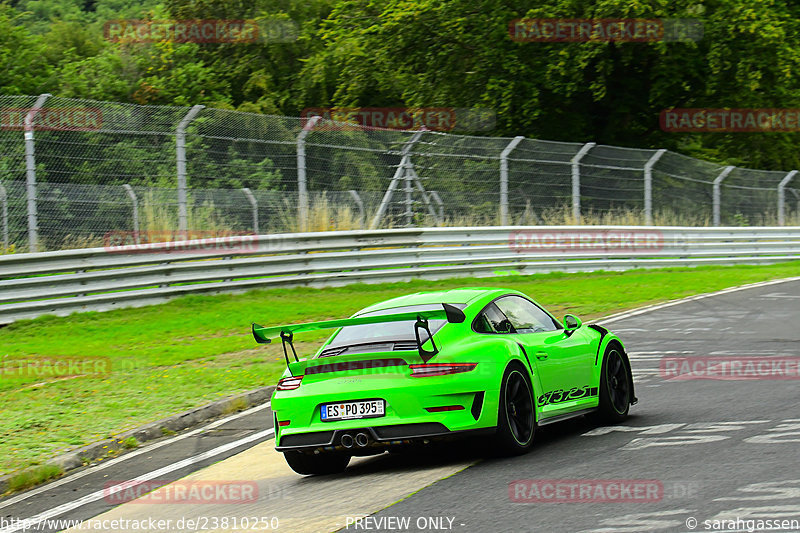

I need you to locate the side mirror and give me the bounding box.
[563,314,582,335]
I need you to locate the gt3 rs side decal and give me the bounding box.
[537,386,599,407]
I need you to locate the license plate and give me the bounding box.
[321,400,385,421]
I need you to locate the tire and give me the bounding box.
[494,364,535,455]
[283,451,350,475]
[593,345,632,424]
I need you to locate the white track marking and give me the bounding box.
[598,276,800,324]
[0,428,275,533]
[0,401,272,510]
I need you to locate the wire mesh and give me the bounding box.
[1,94,799,252]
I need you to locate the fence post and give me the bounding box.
[792,189,800,220]
[297,115,322,232]
[348,190,364,227]
[500,136,524,225]
[712,165,735,227]
[777,170,798,226]
[24,93,51,252]
[176,105,205,235]
[643,149,666,225]
[0,181,7,252]
[242,187,258,234]
[429,191,444,221]
[122,184,139,244]
[370,130,426,229]
[571,142,595,223]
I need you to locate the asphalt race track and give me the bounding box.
[2,278,799,533]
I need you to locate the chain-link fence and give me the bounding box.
[1,94,800,252]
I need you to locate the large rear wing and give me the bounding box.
[252,303,466,367]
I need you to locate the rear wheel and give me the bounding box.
[494,365,535,455]
[594,345,631,423]
[283,451,350,475]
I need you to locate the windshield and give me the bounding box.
[325,304,465,347]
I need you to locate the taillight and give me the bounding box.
[409,363,477,377]
[277,375,303,390]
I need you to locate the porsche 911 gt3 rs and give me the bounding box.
[251,287,636,475]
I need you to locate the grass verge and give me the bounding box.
[1,261,798,476]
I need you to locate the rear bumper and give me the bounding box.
[275,422,495,452]
[272,368,501,451]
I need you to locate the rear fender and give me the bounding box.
[454,336,541,428]
[507,341,544,425]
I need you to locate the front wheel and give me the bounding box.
[494,365,535,455]
[283,451,350,475]
[594,345,632,423]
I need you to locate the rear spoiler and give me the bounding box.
[252,303,466,367]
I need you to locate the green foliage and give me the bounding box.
[4,0,800,172]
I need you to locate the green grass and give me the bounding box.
[5,464,63,493]
[1,261,799,476]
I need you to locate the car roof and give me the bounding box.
[354,287,518,316]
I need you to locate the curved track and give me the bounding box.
[2,278,799,533]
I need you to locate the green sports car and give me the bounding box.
[252,287,636,475]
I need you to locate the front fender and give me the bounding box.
[588,324,638,406]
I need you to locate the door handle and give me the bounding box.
[536,351,548,361]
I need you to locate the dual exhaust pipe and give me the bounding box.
[340,432,370,449]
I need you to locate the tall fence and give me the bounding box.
[1,94,799,252]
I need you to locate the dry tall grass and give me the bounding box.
[138,191,236,241]
[16,197,800,253]
[289,193,366,233]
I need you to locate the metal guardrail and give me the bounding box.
[1,226,799,324]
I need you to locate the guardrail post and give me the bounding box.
[571,142,595,223]
[500,136,524,225]
[370,130,426,229]
[777,170,798,226]
[122,184,139,244]
[0,181,8,252]
[242,187,258,234]
[176,105,205,235]
[24,93,51,252]
[297,115,322,232]
[348,190,364,227]
[643,149,666,225]
[713,165,735,227]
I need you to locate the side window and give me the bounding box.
[494,296,559,333]
[474,303,516,334]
